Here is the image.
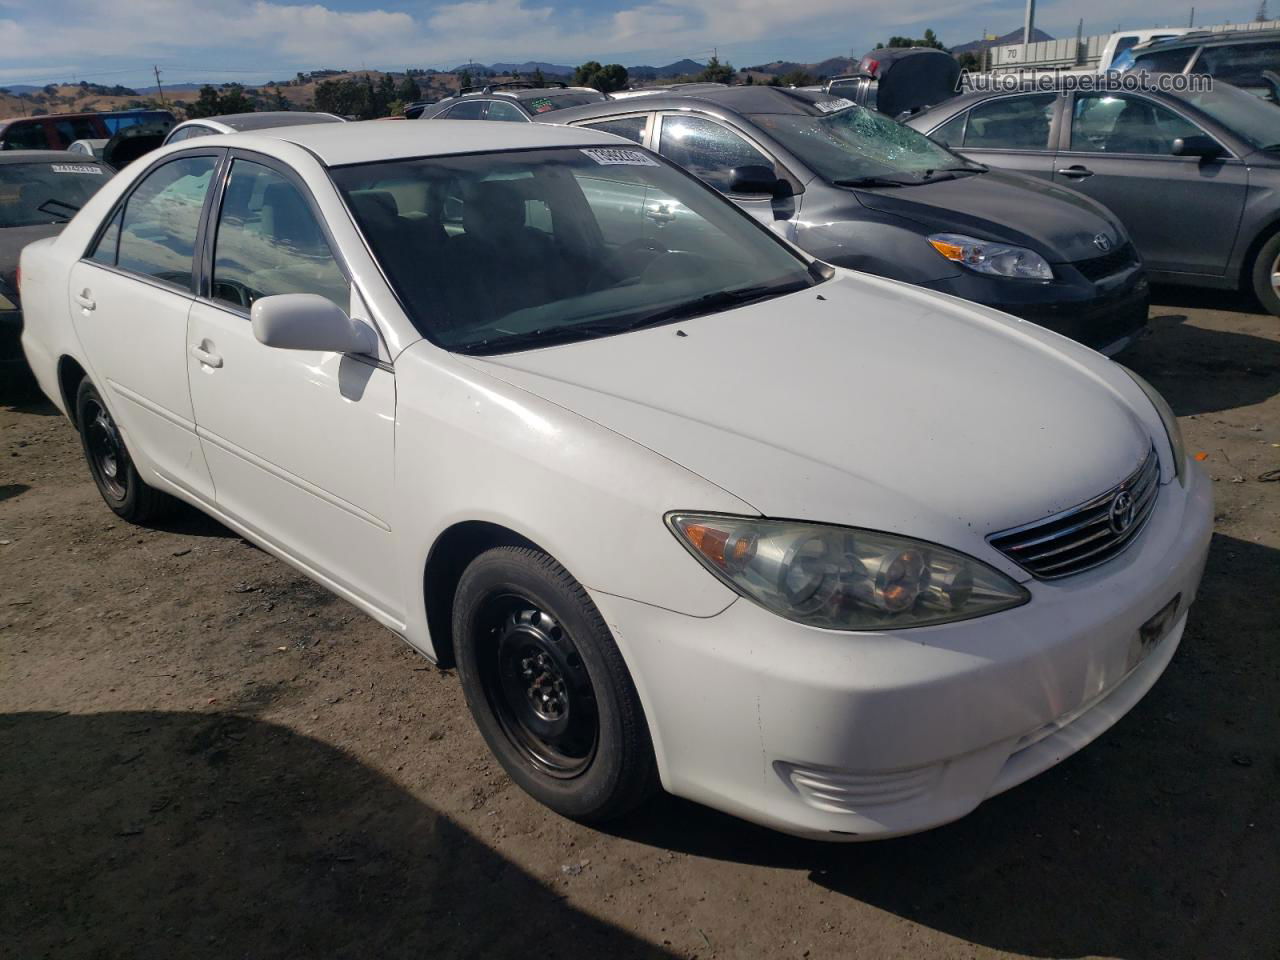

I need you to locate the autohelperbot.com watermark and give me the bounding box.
[958,69,1214,94]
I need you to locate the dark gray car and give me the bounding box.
[507,86,1149,353]
[417,82,607,122]
[0,151,112,370]
[907,79,1280,313]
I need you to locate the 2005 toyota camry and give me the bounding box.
[18,121,1211,839]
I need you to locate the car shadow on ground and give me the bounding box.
[0,709,675,960]
[1134,294,1280,418]
[0,370,58,416]
[607,532,1280,960]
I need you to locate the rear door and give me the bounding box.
[928,92,1059,179]
[67,151,223,500]
[1054,92,1247,276]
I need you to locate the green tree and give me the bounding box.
[696,55,735,84]
[532,67,546,87]
[778,69,815,86]
[882,29,946,50]
[217,84,254,114]
[186,85,226,118]
[768,74,783,86]
[268,85,290,110]
[314,78,371,118]
[573,61,629,93]
[955,51,980,71]
[397,73,422,102]
[458,69,473,90]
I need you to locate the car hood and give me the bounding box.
[463,274,1153,555]
[0,223,64,288]
[847,169,1125,263]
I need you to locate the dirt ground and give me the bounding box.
[2,289,1278,960]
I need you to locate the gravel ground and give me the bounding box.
[2,290,1277,960]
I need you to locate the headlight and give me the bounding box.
[1120,366,1186,485]
[667,514,1029,630]
[928,233,1054,281]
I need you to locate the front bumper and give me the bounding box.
[922,266,1150,356]
[593,460,1212,840]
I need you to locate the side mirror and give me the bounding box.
[1171,135,1223,159]
[251,293,377,355]
[728,164,785,196]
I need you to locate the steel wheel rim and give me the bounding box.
[85,398,127,500]
[478,594,598,779]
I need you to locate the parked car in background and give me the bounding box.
[402,99,434,119]
[0,110,174,151]
[415,81,607,121]
[18,120,1210,840]
[825,47,961,119]
[909,78,1280,313]
[1117,28,1280,99]
[67,139,109,161]
[162,111,345,145]
[610,82,729,100]
[0,150,110,370]
[535,86,1149,353]
[1091,28,1195,73]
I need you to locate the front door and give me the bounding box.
[184,154,401,622]
[1054,93,1248,276]
[930,92,1059,180]
[68,152,221,500]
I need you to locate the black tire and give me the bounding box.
[452,546,658,822]
[1249,230,1280,315]
[75,378,174,523]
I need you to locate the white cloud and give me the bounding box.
[0,0,1261,86]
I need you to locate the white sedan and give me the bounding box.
[18,120,1212,839]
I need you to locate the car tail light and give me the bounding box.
[858,55,880,77]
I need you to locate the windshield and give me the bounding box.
[0,161,109,228]
[331,146,817,354]
[1179,83,1280,149]
[750,105,976,185]
[525,92,607,115]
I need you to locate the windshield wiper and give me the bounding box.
[37,198,81,221]
[458,281,812,355]
[833,175,912,188]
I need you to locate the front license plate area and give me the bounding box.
[1127,593,1182,671]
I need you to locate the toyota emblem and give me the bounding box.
[1108,490,1136,534]
[1094,234,1113,252]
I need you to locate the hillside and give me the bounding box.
[950,27,1054,54]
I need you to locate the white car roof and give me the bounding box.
[230,118,628,167]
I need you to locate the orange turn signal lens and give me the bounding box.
[928,238,967,262]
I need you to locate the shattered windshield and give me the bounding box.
[752,105,979,185]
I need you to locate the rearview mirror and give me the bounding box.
[1171,135,1223,159]
[728,164,785,196]
[251,293,378,355]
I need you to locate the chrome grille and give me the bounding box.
[989,449,1160,579]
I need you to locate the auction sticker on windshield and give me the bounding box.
[815,98,855,113]
[50,164,103,175]
[580,147,659,166]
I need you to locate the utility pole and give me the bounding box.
[1023,0,1037,65]
[1189,6,1195,26]
[153,65,166,106]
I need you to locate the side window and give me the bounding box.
[211,159,348,312]
[114,155,217,289]
[90,208,123,265]
[168,125,214,144]
[1194,42,1280,87]
[52,118,100,150]
[657,115,773,193]
[1132,48,1196,73]
[1070,94,1201,155]
[581,116,647,144]
[485,101,527,122]
[445,100,487,120]
[961,94,1056,150]
[3,121,50,151]
[930,112,967,147]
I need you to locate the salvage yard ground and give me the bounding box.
[1,290,1277,960]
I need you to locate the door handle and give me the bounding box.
[190,343,223,369]
[1057,165,1094,179]
[75,290,96,311]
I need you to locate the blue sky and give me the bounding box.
[0,0,1264,89]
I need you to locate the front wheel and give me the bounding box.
[1248,230,1280,315]
[75,378,173,523]
[452,546,658,822]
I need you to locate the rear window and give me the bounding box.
[0,161,109,228]
[1,121,50,151]
[102,112,173,134]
